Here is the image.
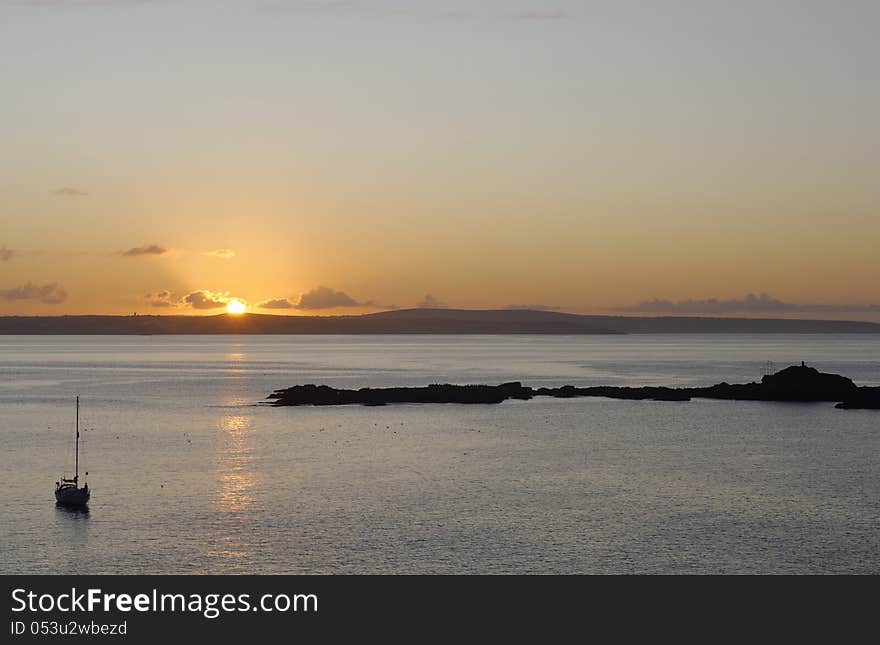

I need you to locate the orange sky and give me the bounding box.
[1,2,878,320]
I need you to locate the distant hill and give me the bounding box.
[0,308,878,334]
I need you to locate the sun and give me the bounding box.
[226,299,246,315]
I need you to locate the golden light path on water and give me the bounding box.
[209,413,256,565]
[209,347,257,567]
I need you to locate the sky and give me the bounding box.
[1,0,878,319]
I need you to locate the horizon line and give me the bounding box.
[1,307,879,326]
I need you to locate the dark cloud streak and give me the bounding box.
[122,244,167,257]
[621,293,880,314]
[258,298,294,309]
[0,282,67,304]
[53,187,88,197]
[145,290,176,308]
[183,290,229,310]
[294,286,362,310]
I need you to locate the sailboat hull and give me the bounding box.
[55,487,90,506]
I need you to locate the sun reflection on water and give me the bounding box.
[223,350,249,380]
[208,411,258,568]
[216,414,255,513]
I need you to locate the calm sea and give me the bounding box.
[1,334,878,574]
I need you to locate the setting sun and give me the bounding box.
[226,299,246,315]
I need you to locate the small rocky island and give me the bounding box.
[267,364,880,410]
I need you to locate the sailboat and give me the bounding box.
[55,396,90,507]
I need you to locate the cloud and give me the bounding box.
[294,286,362,310]
[122,244,167,257]
[620,293,880,314]
[258,298,295,309]
[145,290,176,308]
[183,290,230,310]
[53,187,88,197]
[0,282,67,304]
[202,249,236,260]
[416,294,447,308]
[0,247,14,262]
[505,304,560,311]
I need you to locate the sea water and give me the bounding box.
[1,334,878,574]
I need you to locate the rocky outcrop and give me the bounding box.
[534,385,693,401]
[268,364,879,409]
[835,387,880,409]
[268,382,535,406]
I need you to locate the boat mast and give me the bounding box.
[75,395,79,483]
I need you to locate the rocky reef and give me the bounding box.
[267,364,880,409]
[267,382,533,406]
[834,387,880,409]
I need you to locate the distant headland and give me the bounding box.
[268,364,880,410]
[1,309,879,335]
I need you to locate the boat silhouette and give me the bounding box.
[55,396,90,507]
